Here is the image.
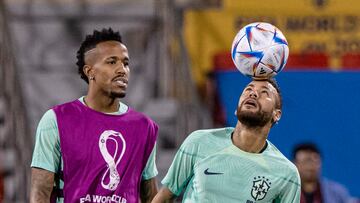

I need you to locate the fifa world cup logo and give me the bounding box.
[99,130,126,191]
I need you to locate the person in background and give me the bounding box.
[293,142,352,203]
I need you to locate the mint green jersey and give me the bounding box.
[162,128,300,203]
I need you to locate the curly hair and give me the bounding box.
[76,28,123,83]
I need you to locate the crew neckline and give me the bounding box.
[228,129,269,155]
[78,96,128,115]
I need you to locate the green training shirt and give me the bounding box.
[162,127,300,203]
[31,97,158,203]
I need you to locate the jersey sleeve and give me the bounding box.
[142,142,158,180]
[161,131,203,196]
[31,109,61,173]
[278,169,301,203]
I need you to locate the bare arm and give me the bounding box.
[140,178,158,203]
[151,187,175,203]
[30,168,55,203]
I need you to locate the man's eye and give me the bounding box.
[107,60,116,64]
[123,61,129,66]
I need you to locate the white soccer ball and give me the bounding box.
[231,22,289,78]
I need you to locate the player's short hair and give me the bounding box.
[292,142,321,160]
[253,77,282,110]
[76,28,123,83]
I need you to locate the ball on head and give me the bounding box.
[231,22,289,79]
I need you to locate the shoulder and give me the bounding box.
[267,142,299,176]
[184,127,233,143]
[320,178,352,202]
[52,99,81,113]
[321,178,350,193]
[38,109,57,127]
[41,108,56,120]
[127,108,158,127]
[126,109,159,141]
[180,127,233,155]
[37,109,59,137]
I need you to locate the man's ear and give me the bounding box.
[83,65,94,80]
[273,109,282,123]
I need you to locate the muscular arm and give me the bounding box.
[140,178,158,203]
[151,187,175,203]
[30,168,55,203]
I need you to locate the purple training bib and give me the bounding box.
[53,100,158,203]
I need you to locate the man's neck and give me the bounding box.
[84,93,120,113]
[232,122,270,153]
[302,180,319,193]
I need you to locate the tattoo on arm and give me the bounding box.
[30,168,55,203]
[140,178,158,203]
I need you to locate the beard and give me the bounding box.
[110,91,126,98]
[236,102,273,128]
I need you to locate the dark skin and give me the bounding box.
[83,40,130,112]
[30,168,54,203]
[30,40,158,202]
[141,178,159,203]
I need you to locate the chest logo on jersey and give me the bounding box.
[250,176,271,201]
[99,130,126,191]
[204,168,224,175]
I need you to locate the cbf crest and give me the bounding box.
[251,176,271,201]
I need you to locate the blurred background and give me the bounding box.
[0,0,359,202]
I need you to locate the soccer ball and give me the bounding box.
[231,22,289,78]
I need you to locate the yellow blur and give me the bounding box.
[184,0,360,86]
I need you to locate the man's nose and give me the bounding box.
[116,63,126,74]
[249,90,258,98]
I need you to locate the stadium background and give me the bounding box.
[0,0,359,202]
